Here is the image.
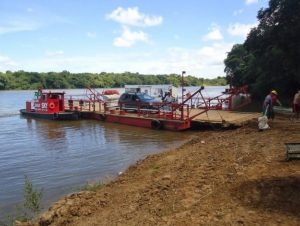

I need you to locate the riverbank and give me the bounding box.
[22,115,300,225]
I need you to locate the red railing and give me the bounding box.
[183,85,251,111]
[118,101,190,121]
[63,85,251,122]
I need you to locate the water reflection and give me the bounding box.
[2,116,190,208]
[26,118,66,141]
[0,90,198,218]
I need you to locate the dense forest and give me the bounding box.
[224,0,300,102]
[0,71,226,90]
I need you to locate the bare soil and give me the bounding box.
[22,115,300,226]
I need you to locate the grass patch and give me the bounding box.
[80,181,105,192]
[150,163,160,170]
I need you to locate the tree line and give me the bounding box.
[224,0,300,103]
[0,70,227,90]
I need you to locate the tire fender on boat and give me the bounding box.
[49,102,55,109]
[151,119,162,130]
[99,114,106,121]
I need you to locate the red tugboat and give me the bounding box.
[20,89,79,120]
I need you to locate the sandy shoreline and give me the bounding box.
[21,115,300,226]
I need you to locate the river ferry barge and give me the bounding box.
[20,89,78,120]
[20,86,258,131]
[60,86,257,131]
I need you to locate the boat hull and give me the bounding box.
[20,109,79,120]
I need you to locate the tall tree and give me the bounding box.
[225,0,300,101]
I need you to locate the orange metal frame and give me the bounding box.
[63,86,251,130]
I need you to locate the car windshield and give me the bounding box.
[137,93,154,101]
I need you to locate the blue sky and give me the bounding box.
[0,0,268,78]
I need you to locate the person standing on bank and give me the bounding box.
[291,89,300,120]
[263,90,281,120]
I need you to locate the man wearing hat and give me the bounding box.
[263,90,281,120]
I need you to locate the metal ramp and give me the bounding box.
[182,86,256,126]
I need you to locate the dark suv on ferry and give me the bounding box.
[118,92,158,111]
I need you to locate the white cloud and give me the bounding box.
[107,7,162,47]
[0,19,39,35]
[0,55,18,71]
[233,9,244,16]
[227,22,257,38]
[157,42,233,76]
[12,42,233,78]
[106,7,163,27]
[113,26,149,47]
[202,24,223,41]
[45,50,64,57]
[245,0,258,5]
[87,32,96,38]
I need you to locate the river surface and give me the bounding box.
[0,86,225,217]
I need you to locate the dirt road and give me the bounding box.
[24,116,300,226]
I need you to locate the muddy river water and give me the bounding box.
[0,87,224,217]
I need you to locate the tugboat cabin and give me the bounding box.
[32,90,65,113]
[21,89,78,120]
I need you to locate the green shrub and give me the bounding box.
[0,176,43,226]
[80,181,104,192]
